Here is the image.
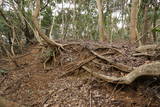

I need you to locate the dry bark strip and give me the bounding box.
[82,61,160,84]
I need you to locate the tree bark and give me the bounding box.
[130,0,140,43]
[83,61,160,84]
[96,0,108,42]
[32,0,63,48]
[152,6,158,42]
[141,4,149,45]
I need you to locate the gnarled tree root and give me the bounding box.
[82,61,160,84]
[135,44,160,53]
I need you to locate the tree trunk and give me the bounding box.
[152,6,158,42]
[130,0,140,43]
[32,0,63,48]
[141,4,149,45]
[49,17,55,40]
[96,0,108,42]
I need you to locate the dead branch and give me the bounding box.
[83,61,160,84]
[132,53,153,57]
[61,56,96,77]
[91,51,133,72]
[94,47,124,55]
[92,60,112,69]
[61,49,131,78]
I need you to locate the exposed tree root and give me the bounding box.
[132,52,153,57]
[91,51,133,72]
[61,50,114,78]
[94,47,124,55]
[135,44,160,53]
[32,0,64,50]
[32,0,66,69]
[83,62,160,84]
[61,48,131,78]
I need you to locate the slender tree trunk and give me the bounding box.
[96,0,108,42]
[49,17,55,40]
[32,0,63,48]
[72,0,76,39]
[11,26,16,56]
[152,6,158,42]
[141,5,149,45]
[61,0,64,39]
[130,0,140,43]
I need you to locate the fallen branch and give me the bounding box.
[91,51,133,72]
[61,49,132,78]
[94,47,124,55]
[132,52,153,57]
[83,61,160,84]
[61,51,112,78]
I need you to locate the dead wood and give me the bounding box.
[91,51,133,72]
[61,50,112,78]
[132,52,153,57]
[61,56,96,78]
[94,47,124,55]
[135,44,160,53]
[83,61,160,84]
[61,48,131,78]
[92,60,112,69]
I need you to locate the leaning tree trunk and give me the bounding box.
[130,0,140,43]
[32,0,63,48]
[96,0,108,42]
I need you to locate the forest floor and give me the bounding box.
[0,40,160,107]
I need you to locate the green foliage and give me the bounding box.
[41,7,53,27]
[152,26,160,33]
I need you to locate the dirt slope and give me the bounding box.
[0,41,160,107]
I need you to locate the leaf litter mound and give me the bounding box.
[0,40,160,107]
